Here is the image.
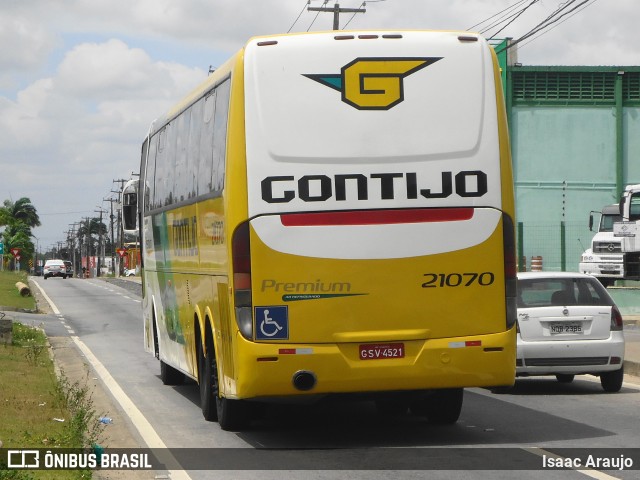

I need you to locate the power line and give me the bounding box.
[468,0,530,32]
[308,1,366,31]
[486,0,539,40]
[504,0,592,52]
[516,0,600,51]
[342,2,366,29]
[492,0,597,55]
[307,0,329,31]
[288,1,310,33]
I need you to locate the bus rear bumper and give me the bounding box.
[227,329,516,399]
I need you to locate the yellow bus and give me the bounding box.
[127,30,517,430]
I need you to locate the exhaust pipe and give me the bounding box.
[292,370,317,391]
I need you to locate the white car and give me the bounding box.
[516,271,625,392]
[43,259,68,279]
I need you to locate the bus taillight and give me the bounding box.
[232,222,253,339]
[503,213,517,330]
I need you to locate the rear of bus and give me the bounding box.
[230,31,516,410]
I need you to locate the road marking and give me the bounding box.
[32,279,192,480]
[32,280,60,315]
[72,337,191,480]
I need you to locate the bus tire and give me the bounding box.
[198,335,217,421]
[200,330,247,429]
[160,360,184,386]
[375,398,408,416]
[409,388,463,425]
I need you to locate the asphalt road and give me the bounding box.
[14,277,640,480]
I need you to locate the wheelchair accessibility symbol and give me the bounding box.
[255,306,289,340]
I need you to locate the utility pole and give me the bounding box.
[69,223,79,276]
[113,178,128,261]
[308,2,366,30]
[94,208,107,277]
[104,197,118,276]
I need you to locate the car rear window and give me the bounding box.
[518,277,613,308]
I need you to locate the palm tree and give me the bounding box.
[0,198,41,229]
[0,197,41,270]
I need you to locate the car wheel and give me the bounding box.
[409,388,463,425]
[556,374,575,383]
[600,366,624,393]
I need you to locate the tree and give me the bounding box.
[0,198,41,229]
[0,197,41,270]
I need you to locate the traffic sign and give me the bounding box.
[117,248,127,258]
[15,255,21,261]
[0,243,3,254]
[11,248,20,256]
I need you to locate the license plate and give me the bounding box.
[550,323,583,334]
[359,343,405,360]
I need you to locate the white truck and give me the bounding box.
[579,204,623,287]
[613,183,640,281]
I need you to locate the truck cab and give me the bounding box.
[579,204,623,287]
[613,183,640,279]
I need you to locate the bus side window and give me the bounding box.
[174,112,191,203]
[197,92,216,196]
[212,79,230,194]
[145,133,158,210]
[186,99,203,200]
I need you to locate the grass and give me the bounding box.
[0,271,36,311]
[0,310,100,478]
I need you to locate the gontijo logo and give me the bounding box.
[304,57,442,110]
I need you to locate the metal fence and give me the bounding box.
[517,221,593,273]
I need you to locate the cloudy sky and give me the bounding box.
[0,0,637,253]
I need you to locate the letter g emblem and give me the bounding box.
[304,57,442,110]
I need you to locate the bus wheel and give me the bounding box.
[409,388,463,425]
[375,398,408,416]
[160,360,184,386]
[198,337,217,421]
[201,332,247,430]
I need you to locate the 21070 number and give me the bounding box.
[422,272,495,288]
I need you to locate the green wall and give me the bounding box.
[507,67,640,271]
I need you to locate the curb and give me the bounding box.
[0,305,38,314]
[624,360,640,378]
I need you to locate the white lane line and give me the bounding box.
[71,337,191,480]
[32,280,60,315]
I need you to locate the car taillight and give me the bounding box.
[232,221,253,340]
[611,305,623,331]
[503,213,517,329]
